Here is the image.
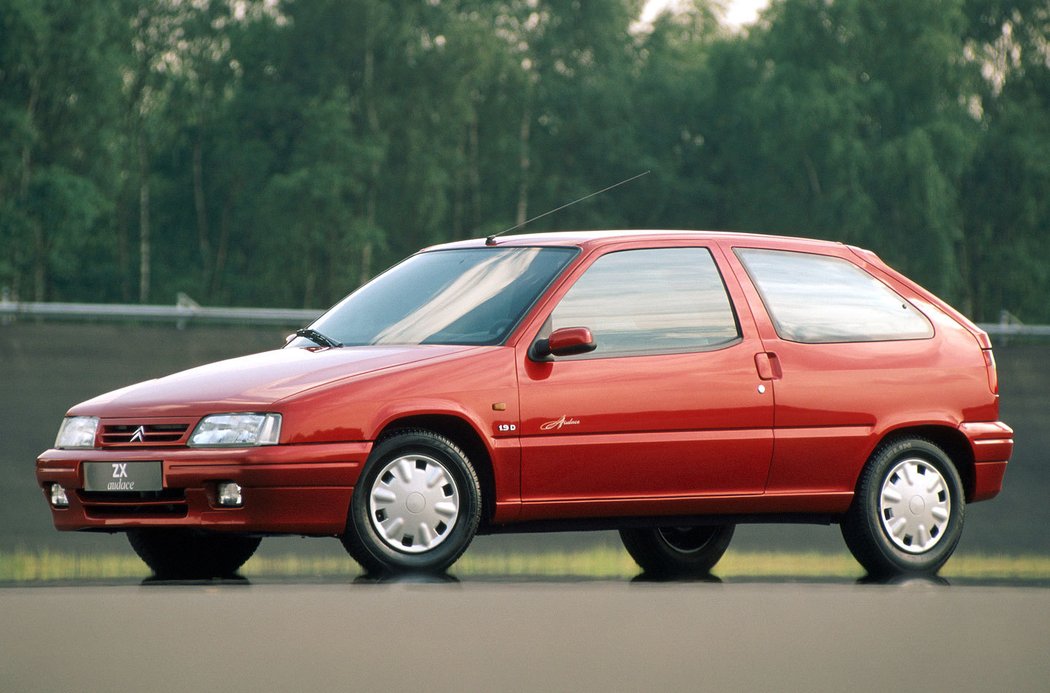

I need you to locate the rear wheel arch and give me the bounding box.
[374,414,497,525]
[842,435,966,576]
[872,425,975,501]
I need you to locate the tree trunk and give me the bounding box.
[116,177,132,302]
[138,129,151,304]
[22,75,41,301]
[358,243,372,289]
[361,35,379,286]
[469,110,482,234]
[19,75,38,198]
[516,102,531,227]
[193,135,212,295]
[303,240,317,308]
[211,180,238,298]
[32,223,46,302]
[453,132,465,238]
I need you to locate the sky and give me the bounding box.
[640,0,771,29]
[722,0,770,26]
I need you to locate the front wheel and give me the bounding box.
[127,529,261,579]
[620,524,735,578]
[841,437,965,577]
[341,430,481,574]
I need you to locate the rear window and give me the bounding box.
[736,248,933,343]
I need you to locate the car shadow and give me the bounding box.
[141,573,251,586]
[856,573,951,587]
[629,571,723,584]
[352,571,461,585]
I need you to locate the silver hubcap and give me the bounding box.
[369,453,460,554]
[658,527,716,554]
[879,458,951,554]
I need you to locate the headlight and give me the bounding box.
[188,413,282,447]
[55,416,100,449]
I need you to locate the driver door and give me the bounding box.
[516,246,774,516]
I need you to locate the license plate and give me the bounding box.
[84,462,163,492]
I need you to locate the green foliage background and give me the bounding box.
[1,0,1047,321]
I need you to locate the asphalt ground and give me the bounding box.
[2,579,1048,693]
[2,324,1048,693]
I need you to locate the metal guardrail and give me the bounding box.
[0,299,323,327]
[1,299,1048,336]
[982,323,1050,337]
[982,310,1050,338]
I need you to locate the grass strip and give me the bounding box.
[2,548,1049,583]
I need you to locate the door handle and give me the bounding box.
[754,352,783,381]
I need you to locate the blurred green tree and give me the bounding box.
[960,0,1050,321]
[0,0,1047,322]
[0,0,125,301]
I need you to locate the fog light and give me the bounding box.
[50,484,69,508]
[217,482,243,507]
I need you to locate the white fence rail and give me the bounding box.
[984,323,1050,337]
[2,299,1048,337]
[0,299,322,327]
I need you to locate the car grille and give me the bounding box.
[79,490,188,517]
[99,421,193,447]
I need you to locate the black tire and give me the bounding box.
[841,437,965,577]
[342,429,481,574]
[127,529,261,579]
[620,524,735,578]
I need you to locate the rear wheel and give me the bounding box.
[342,430,481,575]
[841,437,964,577]
[620,524,735,578]
[127,529,261,579]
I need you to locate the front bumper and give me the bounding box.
[36,442,371,535]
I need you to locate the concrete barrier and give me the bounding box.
[2,322,1046,557]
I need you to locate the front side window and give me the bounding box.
[736,248,933,343]
[549,247,740,357]
[295,247,578,347]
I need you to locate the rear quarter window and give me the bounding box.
[736,248,933,343]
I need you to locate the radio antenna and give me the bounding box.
[485,170,650,246]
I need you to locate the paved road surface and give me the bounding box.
[2,579,1048,692]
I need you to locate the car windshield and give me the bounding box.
[291,246,578,347]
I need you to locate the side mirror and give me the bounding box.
[531,327,597,360]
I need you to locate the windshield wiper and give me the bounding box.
[294,328,342,348]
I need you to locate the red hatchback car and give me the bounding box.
[37,231,1012,578]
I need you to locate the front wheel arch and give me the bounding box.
[372,414,497,525]
[342,428,482,574]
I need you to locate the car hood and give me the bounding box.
[70,345,481,418]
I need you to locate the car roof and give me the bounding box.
[425,229,850,253]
